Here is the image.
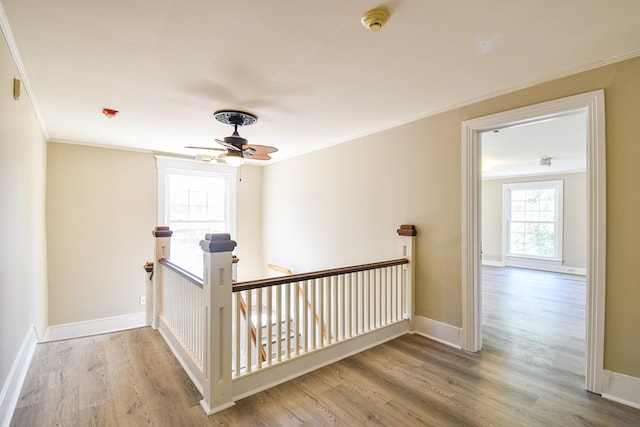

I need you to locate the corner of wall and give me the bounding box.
[0,326,38,427]
[413,315,462,349]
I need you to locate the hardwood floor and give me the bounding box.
[11,267,640,426]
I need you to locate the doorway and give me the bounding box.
[460,90,606,393]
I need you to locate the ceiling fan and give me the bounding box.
[186,110,278,166]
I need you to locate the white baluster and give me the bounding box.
[293,282,299,357]
[233,292,240,377]
[276,285,282,363]
[245,290,252,373]
[266,286,272,365]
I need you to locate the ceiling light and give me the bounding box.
[195,154,217,163]
[224,150,245,167]
[361,8,390,31]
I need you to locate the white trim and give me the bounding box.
[413,315,462,349]
[461,113,483,352]
[482,168,586,181]
[602,370,640,410]
[505,254,563,264]
[155,155,238,175]
[0,3,49,140]
[461,90,606,394]
[504,258,586,275]
[481,259,505,267]
[502,180,564,262]
[44,312,145,342]
[156,155,237,224]
[0,326,38,427]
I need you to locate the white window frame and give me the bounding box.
[502,180,564,266]
[156,155,237,253]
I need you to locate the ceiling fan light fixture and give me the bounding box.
[225,150,245,167]
[195,154,217,163]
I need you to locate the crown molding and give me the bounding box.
[0,3,50,140]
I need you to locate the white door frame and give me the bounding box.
[461,90,606,393]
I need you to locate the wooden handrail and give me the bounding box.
[233,258,409,292]
[267,263,293,275]
[159,258,204,289]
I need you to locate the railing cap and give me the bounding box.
[200,233,237,253]
[152,226,173,238]
[397,224,417,236]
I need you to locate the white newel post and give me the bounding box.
[151,226,173,329]
[200,233,237,415]
[397,224,417,331]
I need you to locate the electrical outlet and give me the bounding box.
[139,295,146,305]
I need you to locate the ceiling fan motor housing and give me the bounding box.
[223,134,247,149]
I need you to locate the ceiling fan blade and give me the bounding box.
[216,139,242,151]
[242,144,278,154]
[244,152,271,161]
[184,146,225,151]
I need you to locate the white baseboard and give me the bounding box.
[45,312,145,342]
[504,258,587,275]
[0,325,38,427]
[413,315,462,349]
[481,259,504,267]
[602,370,640,410]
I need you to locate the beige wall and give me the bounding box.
[234,165,264,281]
[0,36,48,392]
[262,56,640,378]
[47,143,157,325]
[46,148,264,324]
[481,173,587,268]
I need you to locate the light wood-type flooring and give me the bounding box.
[11,266,640,426]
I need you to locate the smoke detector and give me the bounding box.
[361,8,390,31]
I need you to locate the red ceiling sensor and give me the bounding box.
[102,108,119,118]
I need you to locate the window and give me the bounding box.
[503,180,563,261]
[157,157,236,275]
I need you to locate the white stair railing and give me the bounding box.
[151,224,417,416]
[151,227,208,394]
[231,259,409,377]
[158,259,205,368]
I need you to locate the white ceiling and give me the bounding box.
[1,1,640,164]
[481,111,587,179]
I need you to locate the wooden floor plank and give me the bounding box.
[10,266,640,426]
